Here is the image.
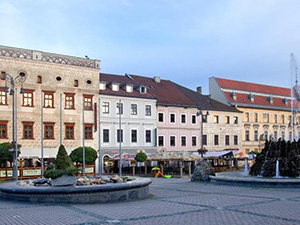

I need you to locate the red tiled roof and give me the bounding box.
[99,73,156,99]
[129,74,196,106]
[216,77,290,96]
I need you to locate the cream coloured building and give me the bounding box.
[209,77,299,156]
[0,45,100,165]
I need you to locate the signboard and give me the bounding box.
[0,170,20,177]
[23,169,41,176]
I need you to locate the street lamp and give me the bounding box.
[1,71,26,181]
[196,109,209,157]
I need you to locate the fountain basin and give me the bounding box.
[210,171,300,187]
[0,177,152,203]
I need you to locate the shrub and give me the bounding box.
[56,145,71,170]
[44,169,64,179]
[70,147,98,165]
[135,151,147,162]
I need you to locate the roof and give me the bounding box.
[130,74,240,112]
[215,77,300,110]
[215,77,290,96]
[99,73,156,100]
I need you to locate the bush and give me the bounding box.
[70,147,98,165]
[135,151,147,162]
[56,145,71,170]
[64,166,80,176]
[44,169,64,179]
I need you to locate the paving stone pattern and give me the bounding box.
[0,178,300,225]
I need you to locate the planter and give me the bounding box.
[51,175,76,187]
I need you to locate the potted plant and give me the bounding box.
[44,144,79,186]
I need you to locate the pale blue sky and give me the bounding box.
[0,0,300,94]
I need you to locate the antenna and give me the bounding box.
[291,53,298,140]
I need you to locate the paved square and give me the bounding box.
[0,178,300,225]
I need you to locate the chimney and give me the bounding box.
[196,86,202,94]
[153,76,161,83]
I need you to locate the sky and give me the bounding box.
[0,0,300,94]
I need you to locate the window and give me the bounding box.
[158,113,164,122]
[192,136,197,146]
[158,136,164,146]
[103,129,109,142]
[192,115,196,124]
[233,116,238,124]
[102,102,109,114]
[181,114,186,123]
[181,136,186,146]
[225,116,230,124]
[264,130,269,141]
[22,122,34,139]
[44,91,54,108]
[65,93,75,109]
[117,129,123,142]
[225,135,230,145]
[84,95,93,110]
[84,124,93,139]
[145,105,151,116]
[131,130,137,143]
[44,122,55,139]
[214,135,219,145]
[214,115,219,124]
[74,79,78,87]
[234,135,238,145]
[245,113,249,122]
[274,114,278,123]
[202,135,207,146]
[254,113,258,122]
[254,130,258,141]
[37,75,42,84]
[281,131,285,140]
[274,131,278,140]
[281,115,285,124]
[246,149,250,154]
[131,104,137,115]
[22,90,34,107]
[146,130,151,143]
[202,115,208,123]
[263,113,269,123]
[140,86,146,93]
[289,131,292,141]
[0,88,7,105]
[245,130,250,141]
[117,103,123,115]
[170,136,175,146]
[0,121,8,139]
[170,114,175,123]
[65,123,75,139]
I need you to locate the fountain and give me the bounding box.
[210,139,300,187]
[241,158,249,176]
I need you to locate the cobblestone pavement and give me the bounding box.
[1,178,300,225]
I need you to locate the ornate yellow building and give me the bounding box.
[209,77,299,155]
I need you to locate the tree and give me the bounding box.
[135,151,147,162]
[70,147,98,165]
[0,142,21,179]
[55,144,71,170]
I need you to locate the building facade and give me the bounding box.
[0,45,100,166]
[209,76,299,155]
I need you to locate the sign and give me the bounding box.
[23,169,41,176]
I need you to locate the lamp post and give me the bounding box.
[196,109,209,157]
[1,71,26,181]
[118,100,122,177]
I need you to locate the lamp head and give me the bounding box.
[20,87,25,94]
[4,86,9,93]
[9,89,14,96]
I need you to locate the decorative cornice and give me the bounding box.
[0,45,100,69]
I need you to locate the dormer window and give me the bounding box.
[231,92,237,100]
[268,96,273,104]
[99,81,106,90]
[248,94,254,102]
[125,84,133,93]
[112,82,119,91]
[283,98,288,105]
[140,86,147,94]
